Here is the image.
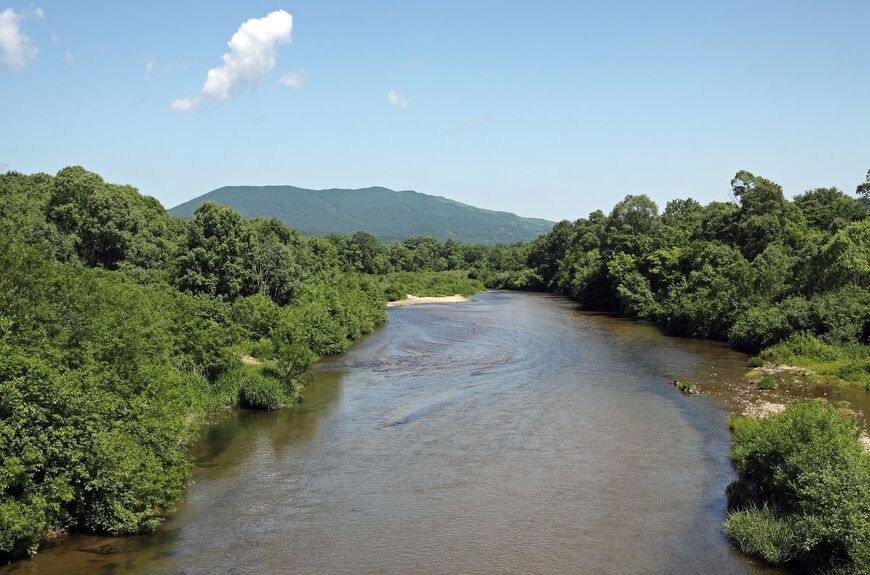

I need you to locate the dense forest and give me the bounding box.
[1,166,868,569]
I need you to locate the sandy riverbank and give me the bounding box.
[386,294,472,307]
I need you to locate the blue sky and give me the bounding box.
[1,1,868,221]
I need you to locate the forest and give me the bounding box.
[1,166,868,569]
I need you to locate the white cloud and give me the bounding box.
[170,97,199,112]
[279,69,305,90]
[387,90,410,109]
[145,56,155,79]
[32,7,44,19]
[0,8,39,71]
[171,9,293,111]
[63,49,72,63]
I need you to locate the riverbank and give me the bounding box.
[386,294,472,307]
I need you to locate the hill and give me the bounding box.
[169,185,553,244]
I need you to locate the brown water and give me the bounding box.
[11,291,857,575]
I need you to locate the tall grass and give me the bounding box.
[760,333,870,389]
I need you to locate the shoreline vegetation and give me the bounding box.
[1,165,867,571]
[483,170,869,392]
[724,401,870,573]
[0,168,508,560]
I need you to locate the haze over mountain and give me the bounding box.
[169,185,554,244]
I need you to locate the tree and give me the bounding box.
[245,218,308,304]
[730,170,802,260]
[794,187,865,234]
[819,219,870,288]
[174,201,250,299]
[604,195,660,256]
[857,169,870,202]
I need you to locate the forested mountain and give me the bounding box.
[169,185,554,244]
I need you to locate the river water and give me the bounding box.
[8,291,825,574]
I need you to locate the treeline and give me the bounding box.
[489,170,869,386]
[0,168,385,559]
[327,230,529,278]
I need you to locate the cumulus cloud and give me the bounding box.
[32,7,44,19]
[387,90,410,109]
[144,56,155,79]
[279,69,305,90]
[0,8,39,71]
[171,9,293,111]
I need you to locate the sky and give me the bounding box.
[1,1,868,222]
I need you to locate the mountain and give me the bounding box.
[169,185,554,244]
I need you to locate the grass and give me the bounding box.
[376,270,485,302]
[759,333,870,390]
[724,507,799,565]
[213,363,300,411]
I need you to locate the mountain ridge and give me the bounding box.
[169,185,554,244]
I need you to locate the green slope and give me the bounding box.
[169,185,553,244]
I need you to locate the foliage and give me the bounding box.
[725,401,870,572]
[0,168,387,560]
[760,334,870,389]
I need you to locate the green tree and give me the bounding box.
[819,219,870,288]
[175,201,250,299]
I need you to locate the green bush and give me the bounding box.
[726,401,870,572]
[755,377,778,390]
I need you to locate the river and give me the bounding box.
[8,291,829,574]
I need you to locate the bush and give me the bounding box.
[755,377,778,390]
[726,401,870,572]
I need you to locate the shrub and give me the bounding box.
[755,377,778,390]
[726,401,870,572]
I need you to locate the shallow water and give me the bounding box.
[6,291,820,574]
